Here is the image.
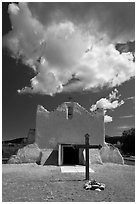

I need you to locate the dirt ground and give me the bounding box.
[2,163,135,202]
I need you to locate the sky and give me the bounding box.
[2,2,135,141]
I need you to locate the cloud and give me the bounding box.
[125,96,135,101]
[3,3,135,95]
[90,89,124,111]
[90,89,125,123]
[104,115,112,123]
[18,70,63,96]
[90,98,124,111]
[28,2,135,43]
[119,115,134,119]
[8,3,20,15]
[117,125,132,130]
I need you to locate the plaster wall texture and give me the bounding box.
[35,102,105,150]
[100,143,124,165]
[8,143,41,164]
[27,129,35,144]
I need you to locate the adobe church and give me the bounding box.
[7,101,124,165]
[35,101,105,166]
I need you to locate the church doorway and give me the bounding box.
[63,146,79,165]
[58,144,79,165]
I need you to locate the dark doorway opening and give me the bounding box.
[63,146,79,165]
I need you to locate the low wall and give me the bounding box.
[7,142,124,165]
[100,143,124,165]
[8,143,42,164]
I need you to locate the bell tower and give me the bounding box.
[67,96,74,119]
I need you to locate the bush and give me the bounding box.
[121,128,135,156]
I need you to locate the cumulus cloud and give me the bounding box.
[3,2,135,95]
[90,89,124,123]
[8,3,20,15]
[90,89,124,111]
[29,2,135,43]
[104,115,112,123]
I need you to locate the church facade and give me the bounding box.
[35,102,105,165]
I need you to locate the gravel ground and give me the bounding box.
[2,163,135,202]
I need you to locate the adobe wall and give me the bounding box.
[27,128,35,144]
[35,102,105,150]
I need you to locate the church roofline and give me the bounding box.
[37,101,104,117]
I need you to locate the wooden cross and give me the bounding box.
[74,134,102,180]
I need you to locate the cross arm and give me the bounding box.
[73,144,102,149]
